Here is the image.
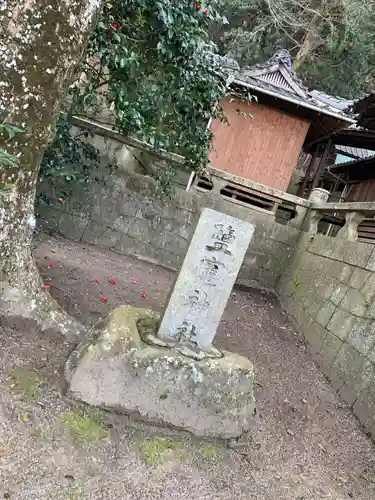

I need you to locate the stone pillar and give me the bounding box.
[337,211,365,241]
[303,188,330,234]
[211,177,226,195]
[288,204,308,229]
[305,209,323,235]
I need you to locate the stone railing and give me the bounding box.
[193,168,311,230]
[194,173,375,244]
[307,193,375,242]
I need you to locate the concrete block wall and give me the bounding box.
[36,169,300,291]
[278,233,375,437]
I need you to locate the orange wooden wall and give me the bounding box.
[210,97,311,191]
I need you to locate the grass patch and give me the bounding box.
[32,424,51,440]
[60,410,109,445]
[65,485,84,500]
[9,367,43,401]
[137,437,185,466]
[200,443,221,460]
[52,484,84,500]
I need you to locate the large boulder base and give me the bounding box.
[65,305,255,439]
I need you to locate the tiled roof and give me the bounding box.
[309,90,353,111]
[233,73,355,122]
[335,145,375,161]
[207,49,355,123]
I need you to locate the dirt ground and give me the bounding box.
[1,234,375,499]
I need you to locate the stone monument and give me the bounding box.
[158,208,255,351]
[65,208,256,438]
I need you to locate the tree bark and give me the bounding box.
[0,0,103,340]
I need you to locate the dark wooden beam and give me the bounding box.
[309,139,333,194]
[298,146,320,197]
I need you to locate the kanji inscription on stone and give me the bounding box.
[157,208,255,350]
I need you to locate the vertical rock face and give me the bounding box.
[0,0,102,337]
[66,305,256,439]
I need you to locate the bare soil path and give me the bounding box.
[0,234,374,499]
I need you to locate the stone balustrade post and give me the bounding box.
[304,188,330,235]
[288,204,308,229]
[337,211,365,241]
[211,178,226,195]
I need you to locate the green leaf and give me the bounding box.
[1,122,24,139]
[0,149,19,167]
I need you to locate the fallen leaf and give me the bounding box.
[44,255,49,260]
[287,429,295,436]
[57,197,64,202]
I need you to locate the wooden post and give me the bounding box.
[309,139,332,195]
[299,146,320,197]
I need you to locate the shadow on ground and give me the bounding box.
[0,234,374,499]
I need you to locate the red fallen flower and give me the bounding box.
[100,295,108,303]
[131,280,137,284]
[48,264,55,269]
[140,291,147,298]
[43,284,51,290]
[57,197,63,202]
[196,3,201,9]
[111,22,121,31]
[95,279,100,283]
[110,279,116,285]
[44,255,49,260]
[108,34,113,41]
[203,8,209,14]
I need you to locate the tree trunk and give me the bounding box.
[0,0,103,340]
[293,23,320,71]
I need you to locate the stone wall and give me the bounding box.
[36,169,375,436]
[36,169,300,291]
[278,233,375,437]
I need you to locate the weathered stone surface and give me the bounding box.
[158,208,255,350]
[329,284,349,307]
[320,331,343,364]
[365,247,375,272]
[333,344,363,383]
[59,214,88,241]
[361,274,375,303]
[350,268,371,290]
[314,354,344,391]
[346,320,375,356]
[303,320,326,354]
[327,309,357,341]
[353,390,375,433]
[66,306,255,439]
[308,234,372,268]
[315,300,336,328]
[340,288,366,317]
